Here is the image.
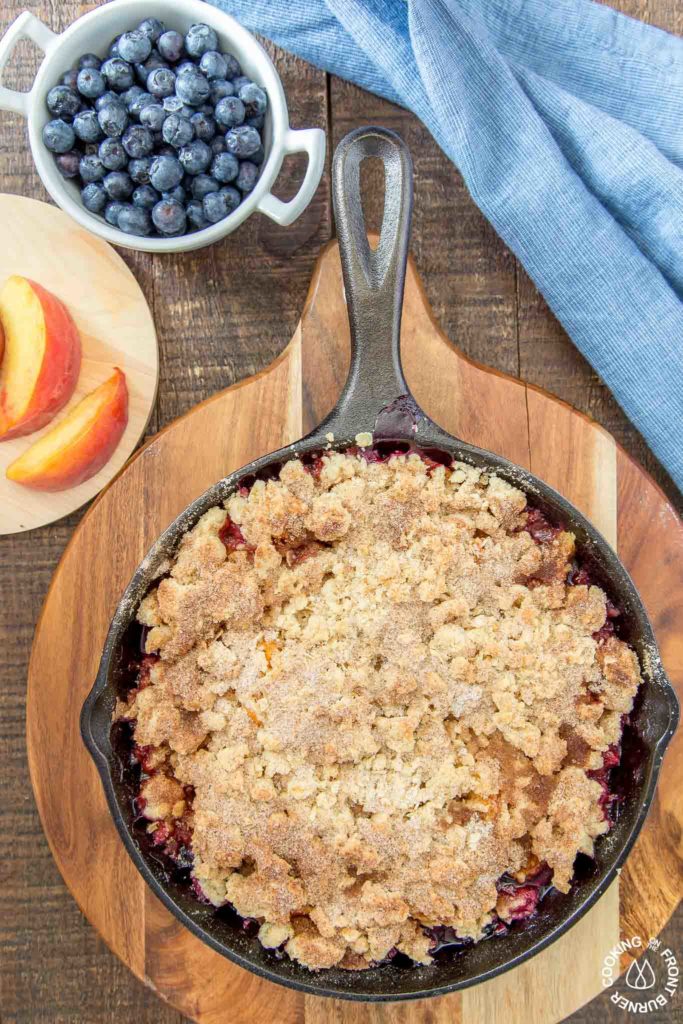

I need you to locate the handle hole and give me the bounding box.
[269,152,307,204]
[2,36,42,92]
[359,155,385,252]
[258,152,324,255]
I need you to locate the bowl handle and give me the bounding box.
[0,11,57,117]
[257,126,326,226]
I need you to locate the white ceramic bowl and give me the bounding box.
[0,0,326,252]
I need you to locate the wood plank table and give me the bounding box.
[1,2,681,1021]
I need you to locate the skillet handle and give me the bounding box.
[324,126,415,434]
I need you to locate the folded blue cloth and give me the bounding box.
[210,0,683,492]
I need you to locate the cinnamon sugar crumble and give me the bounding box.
[117,452,641,971]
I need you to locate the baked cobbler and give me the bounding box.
[114,450,641,971]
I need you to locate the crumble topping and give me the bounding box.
[117,452,641,971]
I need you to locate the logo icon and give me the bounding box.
[601,935,679,1014]
[625,957,657,991]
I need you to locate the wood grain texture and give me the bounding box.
[1,0,681,1021]
[26,241,682,1024]
[0,195,158,534]
[304,993,462,1024]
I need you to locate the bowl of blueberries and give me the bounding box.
[0,0,325,251]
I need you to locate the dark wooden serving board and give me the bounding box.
[27,241,682,1024]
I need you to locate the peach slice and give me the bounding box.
[6,368,128,491]
[0,275,81,440]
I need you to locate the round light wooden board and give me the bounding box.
[28,241,682,1024]
[0,194,157,534]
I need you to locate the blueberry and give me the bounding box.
[149,153,184,191]
[221,185,242,212]
[118,30,152,64]
[147,67,176,98]
[189,110,215,143]
[238,82,267,118]
[223,54,242,79]
[132,184,159,210]
[157,30,184,63]
[128,157,153,184]
[245,112,265,131]
[232,75,251,92]
[109,37,121,58]
[191,173,219,200]
[251,143,265,166]
[47,85,81,119]
[186,198,209,231]
[185,24,218,58]
[203,188,238,223]
[225,125,261,158]
[99,138,128,170]
[43,118,76,153]
[128,91,157,120]
[210,135,226,156]
[101,57,135,92]
[211,151,238,183]
[175,68,210,107]
[176,61,196,76]
[96,90,121,110]
[81,182,107,214]
[97,101,128,138]
[118,205,152,236]
[55,150,81,178]
[152,197,186,235]
[61,68,80,91]
[104,200,126,226]
[103,170,134,200]
[163,184,186,203]
[179,139,212,175]
[162,95,193,117]
[215,96,244,128]
[162,114,194,148]
[122,125,154,158]
[135,51,169,86]
[78,53,102,71]
[139,103,165,132]
[199,51,227,80]
[236,160,258,193]
[138,18,165,43]
[76,67,106,99]
[79,154,106,183]
[156,143,178,157]
[122,85,145,110]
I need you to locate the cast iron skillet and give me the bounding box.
[82,127,679,1002]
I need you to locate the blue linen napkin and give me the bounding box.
[209,0,683,492]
